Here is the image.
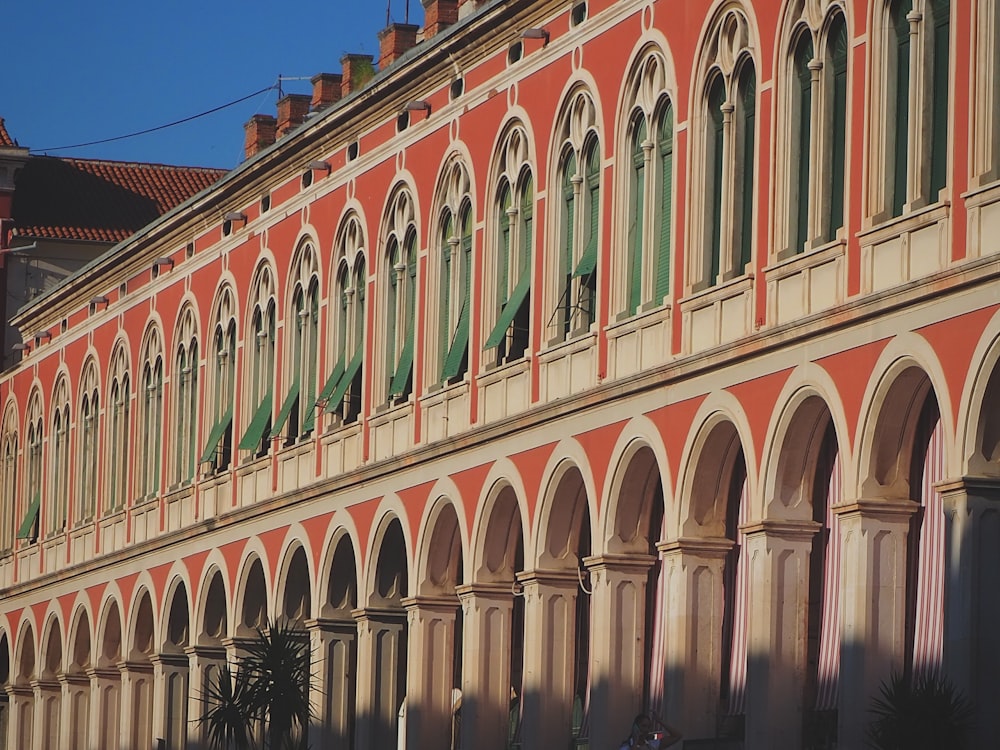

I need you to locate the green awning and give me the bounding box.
[388,334,414,397]
[199,406,234,464]
[16,492,40,540]
[572,240,597,279]
[326,349,363,413]
[484,273,530,350]
[237,392,273,451]
[269,380,300,439]
[441,302,470,381]
[316,358,346,407]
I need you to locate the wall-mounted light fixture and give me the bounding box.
[405,100,432,113]
[520,27,550,43]
[152,257,175,270]
[224,211,248,223]
[12,343,30,353]
[33,331,51,344]
[306,160,332,173]
[89,295,109,306]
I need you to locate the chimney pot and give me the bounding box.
[244,114,277,160]
[311,72,343,111]
[422,0,459,36]
[378,23,420,69]
[276,94,312,139]
[340,53,376,96]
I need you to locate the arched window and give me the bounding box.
[879,0,950,218]
[173,308,199,484]
[78,362,100,521]
[484,125,534,365]
[318,217,366,424]
[433,161,473,386]
[551,91,601,341]
[106,344,130,512]
[273,242,320,442]
[693,10,758,289]
[138,328,164,497]
[49,377,70,534]
[239,265,276,458]
[973,0,1000,183]
[202,289,237,471]
[382,190,418,403]
[17,394,42,543]
[0,406,17,551]
[621,52,675,315]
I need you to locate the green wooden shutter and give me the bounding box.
[498,185,511,308]
[892,0,912,217]
[270,380,301,439]
[439,214,453,380]
[16,491,40,540]
[738,67,756,273]
[708,77,726,286]
[238,392,273,451]
[328,349,363,412]
[200,406,234,464]
[655,104,674,304]
[928,0,949,200]
[794,37,814,254]
[484,273,530,349]
[561,153,576,337]
[627,117,646,315]
[826,17,848,242]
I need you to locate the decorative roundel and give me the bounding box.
[572,46,584,71]
[450,116,461,143]
[396,149,406,173]
[347,177,356,201]
[507,81,519,109]
[642,3,653,32]
[302,202,311,226]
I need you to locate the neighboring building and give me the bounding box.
[0,0,997,749]
[0,119,225,367]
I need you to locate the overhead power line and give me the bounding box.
[35,84,279,153]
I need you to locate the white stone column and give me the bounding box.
[59,673,89,750]
[658,537,731,739]
[119,660,154,750]
[352,607,407,750]
[584,554,655,750]
[456,583,515,750]
[184,645,226,750]
[835,499,916,750]
[517,569,579,750]
[32,679,60,750]
[7,685,33,750]
[402,596,459,750]
[87,668,121,750]
[939,477,1000,748]
[741,520,819,750]
[306,619,356,750]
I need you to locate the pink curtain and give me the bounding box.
[913,419,945,676]
[815,451,842,710]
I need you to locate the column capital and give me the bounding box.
[151,651,189,669]
[85,666,120,680]
[183,643,227,660]
[582,552,656,574]
[59,670,89,687]
[739,518,821,541]
[657,536,733,557]
[516,567,579,589]
[455,581,514,601]
[936,475,1000,497]
[351,606,407,625]
[832,497,919,521]
[401,594,460,614]
[117,659,154,675]
[303,616,358,634]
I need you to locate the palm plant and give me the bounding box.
[200,619,315,750]
[867,670,974,750]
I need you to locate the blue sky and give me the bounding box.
[3,0,424,169]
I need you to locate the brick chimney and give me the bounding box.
[341,54,376,97]
[457,0,479,18]
[378,23,419,69]
[276,94,312,139]
[244,114,277,160]
[422,0,458,36]
[311,73,343,112]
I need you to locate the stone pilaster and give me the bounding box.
[741,520,820,750]
[184,645,226,750]
[834,499,917,750]
[517,569,579,750]
[87,667,121,750]
[583,553,656,750]
[7,684,33,750]
[657,537,732,739]
[939,477,1000,748]
[402,595,460,750]
[305,618,357,749]
[352,607,407,750]
[58,672,90,750]
[119,660,155,750]
[456,582,516,750]
[151,652,189,749]
[32,678,61,750]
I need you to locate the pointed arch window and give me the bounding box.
[973,0,1000,183]
[49,379,70,534]
[485,126,534,365]
[318,217,367,424]
[78,364,100,520]
[202,290,237,470]
[0,409,17,551]
[383,191,418,403]
[173,310,199,484]
[17,397,42,542]
[240,267,277,457]
[435,163,473,385]
[106,347,130,512]
[880,0,950,219]
[273,243,320,442]
[138,331,164,497]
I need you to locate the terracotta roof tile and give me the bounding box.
[0,118,14,148]
[12,156,227,243]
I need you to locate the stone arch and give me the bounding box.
[37,613,64,748]
[127,587,156,661]
[321,526,360,620]
[14,618,36,684]
[93,595,124,750]
[65,605,93,745]
[196,566,229,645]
[368,514,410,606]
[276,541,313,623]
[38,612,63,681]
[472,474,528,585]
[414,481,467,597]
[235,553,270,637]
[66,603,93,675]
[959,310,1000,476]
[125,588,156,749]
[161,578,191,653]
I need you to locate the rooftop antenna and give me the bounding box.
[386,0,410,25]
[386,0,390,25]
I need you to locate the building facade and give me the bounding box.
[0,0,998,748]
